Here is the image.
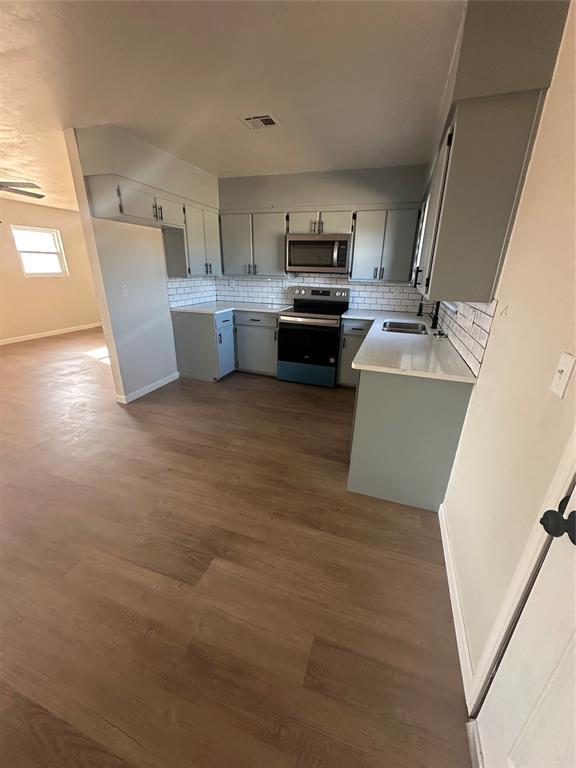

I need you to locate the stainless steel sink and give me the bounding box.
[382,321,428,335]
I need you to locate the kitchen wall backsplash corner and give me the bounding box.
[438,300,496,377]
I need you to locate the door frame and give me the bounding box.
[440,428,576,715]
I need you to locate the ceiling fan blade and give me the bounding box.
[0,186,45,199]
[0,181,41,189]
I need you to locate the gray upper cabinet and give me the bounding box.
[288,211,320,233]
[155,197,185,227]
[288,210,353,234]
[413,137,451,295]
[319,211,354,234]
[352,208,419,281]
[185,206,222,276]
[204,210,222,276]
[381,209,419,283]
[185,205,207,275]
[352,210,387,280]
[220,213,253,276]
[117,182,156,222]
[421,90,543,302]
[252,213,286,276]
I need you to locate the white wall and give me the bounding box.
[76,125,218,208]
[91,219,178,402]
[443,7,575,673]
[0,197,100,343]
[218,165,426,212]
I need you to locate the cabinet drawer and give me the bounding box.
[342,319,373,335]
[234,311,277,329]
[215,311,234,329]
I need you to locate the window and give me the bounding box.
[10,226,68,277]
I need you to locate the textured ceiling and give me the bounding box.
[0,1,464,209]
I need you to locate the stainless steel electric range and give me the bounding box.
[277,286,350,387]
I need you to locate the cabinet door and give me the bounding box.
[252,213,286,276]
[338,333,365,386]
[118,183,156,221]
[162,227,188,278]
[156,197,185,227]
[288,211,320,233]
[320,210,353,234]
[185,205,207,276]
[220,214,253,275]
[380,209,419,283]
[416,133,452,295]
[203,210,222,276]
[217,325,236,378]
[351,210,386,280]
[236,325,277,375]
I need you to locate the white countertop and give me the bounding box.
[171,301,291,315]
[349,310,476,384]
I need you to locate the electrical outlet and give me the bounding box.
[550,352,576,399]
[120,284,129,298]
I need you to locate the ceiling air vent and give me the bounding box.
[241,114,280,130]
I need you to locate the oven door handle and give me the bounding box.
[279,315,340,328]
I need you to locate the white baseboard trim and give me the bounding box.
[0,322,102,346]
[115,371,180,404]
[466,720,484,768]
[438,502,474,700]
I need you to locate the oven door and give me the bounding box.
[277,316,341,387]
[286,235,350,274]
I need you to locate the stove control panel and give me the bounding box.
[292,287,348,301]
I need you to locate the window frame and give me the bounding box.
[10,225,69,278]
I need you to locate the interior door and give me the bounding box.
[476,482,576,768]
[220,213,252,275]
[351,210,387,280]
[381,209,419,282]
[320,210,353,234]
[252,212,286,275]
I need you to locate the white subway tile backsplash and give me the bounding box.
[438,300,495,376]
[167,274,436,315]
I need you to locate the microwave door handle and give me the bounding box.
[333,241,339,268]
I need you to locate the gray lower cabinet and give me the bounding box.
[338,319,372,386]
[348,371,473,511]
[235,312,277,376]
[172,310,235,381]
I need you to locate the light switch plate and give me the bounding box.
[120,284,129,297]
[550,352,576,398]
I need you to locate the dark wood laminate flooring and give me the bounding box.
[0,329,470,768]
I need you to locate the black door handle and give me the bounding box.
[540,495,575,545]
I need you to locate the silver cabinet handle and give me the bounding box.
[153,202,158,220]
[274,330,277,341]
[320,219,324,233]
[253,263,257,275]
[312,220,317,233]
[343,336,347,348]
[247,264,251,275]
[218,333,222,344]
[249,318,261,322]
[373,266,378,279]
[205,262,208,274]
[209,263,213,274]
[158,205,163,221]
[221,318,231,324]
[379,267,384,280]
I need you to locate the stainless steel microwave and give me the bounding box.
[286,233,351,274]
